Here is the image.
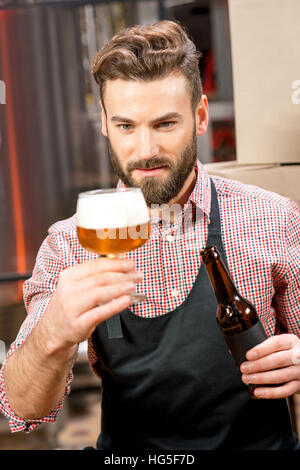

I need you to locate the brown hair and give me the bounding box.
[91,20,202,112]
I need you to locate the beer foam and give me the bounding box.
[76,189,149,229]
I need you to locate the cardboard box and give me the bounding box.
[228,0,300,164]
[204,161,300,208]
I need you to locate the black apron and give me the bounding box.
[91,179,299,450]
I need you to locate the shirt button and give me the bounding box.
[172,289,179,297]
[166,234,174,242]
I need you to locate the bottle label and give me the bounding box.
[224,321,268,367]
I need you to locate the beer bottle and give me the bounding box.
[201,245,268,397]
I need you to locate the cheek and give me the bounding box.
[109,128,134,154]
[161,129,191,154]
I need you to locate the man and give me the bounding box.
[1,20,300,450]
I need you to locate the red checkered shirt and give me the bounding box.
[1,160,300,433]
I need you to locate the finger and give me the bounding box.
[79,295,132,333]
[65,257,136,281]
[75,280,138,313]
[291,347,300,365]
[252,380,300,399]
[246,334,300,361]
[242,364,300,386]
[76,270,143,292]
[241,349,295,374]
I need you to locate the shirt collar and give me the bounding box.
[188,159,211,222]
[116,159,211,223]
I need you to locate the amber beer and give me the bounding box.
[77,223,150,255]
[201,245,268,398]
[76,188,150,256]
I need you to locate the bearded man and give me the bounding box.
[1,20,300,450]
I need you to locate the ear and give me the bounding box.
[99,100,108,136]
[195,95,209,136]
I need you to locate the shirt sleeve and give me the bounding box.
[272,200,300,336]
[0,230,75,433]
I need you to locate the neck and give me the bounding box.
[206,258,238,304]
[169,167,197,208]
[149,167,197,223]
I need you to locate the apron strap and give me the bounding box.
[106,314,123,339]
[206,178,230,271]
[208,178,221,233]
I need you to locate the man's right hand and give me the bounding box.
[40,257,143,354]
[3,257,143,421]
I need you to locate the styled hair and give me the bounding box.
[91,20,202,112]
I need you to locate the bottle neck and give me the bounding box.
[204,258,239,304]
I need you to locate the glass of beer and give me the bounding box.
[76,187,150,302]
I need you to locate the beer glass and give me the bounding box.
[76,187,150,302]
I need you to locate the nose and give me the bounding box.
[135,127,159,160]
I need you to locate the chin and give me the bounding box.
[136,174,166,187]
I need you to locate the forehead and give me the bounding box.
[103,72,192,118]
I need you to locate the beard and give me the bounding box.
[107,129,197,206]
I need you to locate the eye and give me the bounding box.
[119,123,132,131]
[157,121,175,129]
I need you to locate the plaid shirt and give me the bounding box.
[1,160,299,433]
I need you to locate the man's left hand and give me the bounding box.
[240,333,300,398]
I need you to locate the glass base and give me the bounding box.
[130,293,147,304]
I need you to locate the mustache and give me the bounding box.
[127,157,173,172]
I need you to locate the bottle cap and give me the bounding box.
[200,246,220,263]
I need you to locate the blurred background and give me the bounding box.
[0,0,299,450]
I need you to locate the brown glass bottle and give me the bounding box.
[201,245,268,398]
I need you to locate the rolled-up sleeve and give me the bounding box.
[272,200,300,337]
[0,358,73,433]
[0,227,76,433]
